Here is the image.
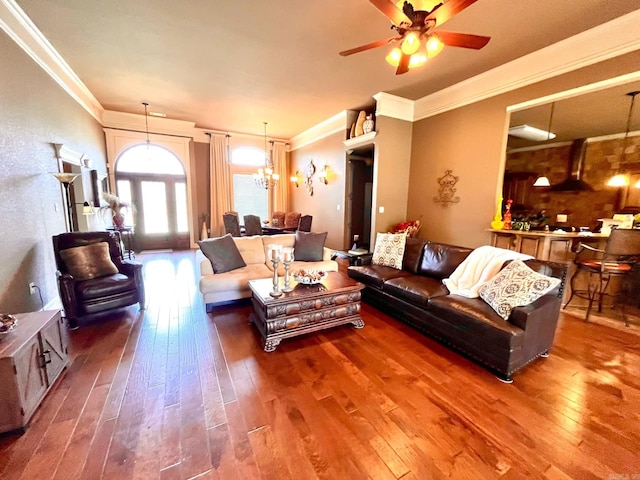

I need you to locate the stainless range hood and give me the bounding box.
[548,139,594,191]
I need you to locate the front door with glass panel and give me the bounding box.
[115,145,189,251]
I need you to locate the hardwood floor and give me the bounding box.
[1,250,639,479]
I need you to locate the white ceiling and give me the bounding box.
[13,0,640,139]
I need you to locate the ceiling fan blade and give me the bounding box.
[368,0,411,25]
[339,36,400,56]
[426,0,478,26]
[396,53,410,75]
[436,31,490,49]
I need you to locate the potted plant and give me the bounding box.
[99,192,134,228]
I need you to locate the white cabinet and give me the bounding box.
[0,310,68,433]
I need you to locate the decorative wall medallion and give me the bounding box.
[304,160,316,196]
[433,169,460,207]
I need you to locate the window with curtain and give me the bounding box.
[230,146,270,221]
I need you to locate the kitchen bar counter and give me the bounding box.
[487,229,609,261]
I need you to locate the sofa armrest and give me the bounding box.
[322,247,334,261]
[509,294,561,331]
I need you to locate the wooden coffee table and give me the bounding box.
[248,272,365,352]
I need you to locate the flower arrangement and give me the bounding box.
[392,220,421,238]
[99,192,134,227]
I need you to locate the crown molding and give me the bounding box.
[290,111,347,151]
[0,0,104,123]
[413,10,640,121]
[373,92,414,121]
[507,70,640,113]
[102,110,196,138]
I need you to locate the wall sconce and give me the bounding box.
[290,171,301,188]
[81,201,94,215]
[318,164,330,185]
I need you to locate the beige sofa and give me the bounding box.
[198,234,338,310]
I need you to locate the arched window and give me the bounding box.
[117,144,185,174]
[231,147,267,167]
[114,143,189,250]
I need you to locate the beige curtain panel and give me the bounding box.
[209,134,232,237]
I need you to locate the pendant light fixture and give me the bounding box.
[533,102,555,187]
[607,91,639,187]
[143,102,151,147]
[253,122,279,189]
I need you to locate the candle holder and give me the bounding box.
[281,247,294,293]
[268,244,283,298]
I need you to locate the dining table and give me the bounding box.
[261,226,297,235]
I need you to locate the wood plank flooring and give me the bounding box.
[1,250,639,479]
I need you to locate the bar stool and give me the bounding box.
[564,228,640,325]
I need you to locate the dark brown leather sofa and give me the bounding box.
[53,231,145,328]
[348,239,568,382]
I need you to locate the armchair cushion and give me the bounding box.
[479,259,560,320]
[77,273,137,300]
[294,231,327,261]
[59,242,119,280]
[198,234,247,274]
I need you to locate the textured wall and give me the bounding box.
[290,132,346,250]
[0,31,106,314]
[193,141,210,238]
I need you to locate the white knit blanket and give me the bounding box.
[442,245,533,298]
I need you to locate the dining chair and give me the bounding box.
[298,215,313,232]
[243,215,262,236]
[284,211,301,229]
[223,213,242,237]
[564,228,640,325]
[271,211,285,228]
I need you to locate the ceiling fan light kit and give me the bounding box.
[341,0,490,75]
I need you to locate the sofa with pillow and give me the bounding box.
[347,236,568,382]
[198,232,338,311]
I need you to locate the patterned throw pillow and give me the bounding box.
[479,259,560,320]
[372,233,407,270]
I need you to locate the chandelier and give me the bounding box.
[253,122,279,189]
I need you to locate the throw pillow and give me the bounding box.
[294,231,327,261]
[198,234,246,274]
[372,233,407,269]
[479,259,561,320]
[60,242,119,281]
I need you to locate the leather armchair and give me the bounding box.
[52,231,145,328]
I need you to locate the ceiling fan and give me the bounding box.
[339,0,490,75]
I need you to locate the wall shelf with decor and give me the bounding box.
[343,131,377,149]
[346,106,376,140]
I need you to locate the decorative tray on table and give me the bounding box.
[0,314,17,339]
[292,269,327,285]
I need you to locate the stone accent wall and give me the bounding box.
[506,135,640,230]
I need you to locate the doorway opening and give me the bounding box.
[115,144,189,251]
[346,146,374,251]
